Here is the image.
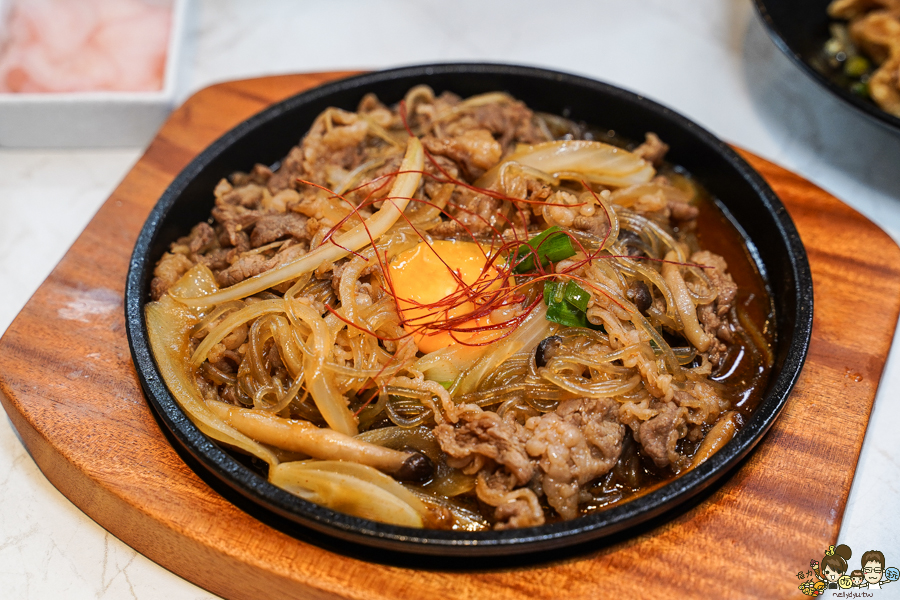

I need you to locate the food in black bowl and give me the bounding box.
[819,1,900,116]
[754,0,900,132]
[125,63,812,555]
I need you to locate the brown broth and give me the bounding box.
[691,180,776,417]
[569,172,776,519]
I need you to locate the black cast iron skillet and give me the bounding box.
[125,63,813,557]
[754,0,900,134]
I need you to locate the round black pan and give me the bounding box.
[754,0,900,134]
[125,63,813,557]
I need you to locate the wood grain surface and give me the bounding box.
[1,73,898,600]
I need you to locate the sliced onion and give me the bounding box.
[434,91,515,122]
[332,156,389,195]
[413,342,491,383]
[407,488,489,531]
[452,304,551,397]
[287,461,429,513]
[477,140,654,189]
[289,299,358,436]
[189,299,285,368]
[145,265,278,467]
[270,461,425,527]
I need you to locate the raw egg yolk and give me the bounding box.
[388,240,502,353]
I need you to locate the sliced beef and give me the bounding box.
[432,410,533,485]
[213,178,233,199]
[186,222,216,254]
[267,146,306,193]
[216,243,307,288]
[250,212,310,247]
[262,189,301,213]
[475,470,545,530]
[443,98,548,151]
[524,398,625,520]
[357,92,397,128]
[632,402,688,469]
[668,198,700,222]
[149,222,218,299]
[849,10,900,64]
[219,183,265,208]
[673,382,727,442]
[691,250,739,366]
[572,214,612,238]
[346,153,404,204]
[421,128,502,179]
[869,53,900,117]
[196,247,232,272]
[299,109,369,187]
[632,132,669,167]
[150,252,195,300]
[212,204,258,250]
[441,186,502,236]
[829,0,900,20]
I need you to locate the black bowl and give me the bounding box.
[754,0,900,134]
[125,63,813,557]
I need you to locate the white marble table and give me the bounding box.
[1,1,898,598]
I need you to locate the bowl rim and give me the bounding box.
[753,0,900,134]
[125,62,814,556]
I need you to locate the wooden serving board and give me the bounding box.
[1,73,898,600]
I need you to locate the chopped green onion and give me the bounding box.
[543,281,602,330]
[513,226,577,273]
[544,281,563,305]
[563,281,590,312]
[437,381,453,390]
[546,302,590,328]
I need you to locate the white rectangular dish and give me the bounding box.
[0,0,190,148]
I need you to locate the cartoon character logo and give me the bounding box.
[860,550,896,589]
[817,545,852,589]
[797,545,896,594]
[798,579,825,596]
